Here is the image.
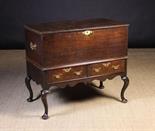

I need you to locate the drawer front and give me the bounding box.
[43,27,128,67]
[48,66,87,83]
[88,60,125,76]
[109,60,125,74]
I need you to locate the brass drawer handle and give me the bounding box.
[82,30,93,36]
[30,42,37,51]
[74,71,82,76]
[63,68,72,72]
[54,74,62,79]
[112,65,120,70]
[93,67,101,73]
[102,62,111,67]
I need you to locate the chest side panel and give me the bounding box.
[42,26,128,67]
[25,29,42,65]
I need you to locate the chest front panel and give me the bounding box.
[42,27,128,67]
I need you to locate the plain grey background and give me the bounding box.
[0,0,155,49]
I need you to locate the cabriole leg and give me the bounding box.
[25,76,41,102]
[121,76,129,103]
[99,80,105,89]
[88,80,105,89]
[41,89,50,120]
[25,76,33,102]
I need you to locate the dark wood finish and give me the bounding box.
[25,30,43,65]
[25,76,33,102]
[88,60,125,77]
[42,27,128,67]
[121,76,129,103]
[109,59,125,74]
[25,74,41,102]
[24,18,129,119]
[25,18,128,34]
[48,66,87,83]
[25,26,128,68]
[41,89,49,120]
[26,61,44,85]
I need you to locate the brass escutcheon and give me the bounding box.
[30,42,37,50]
[54,74,62,79]
[63,68,72,72]
[94,67,101,73]
[102,62,111,67]
[74,71,82,76]
[112,65,120,70]
[82,30,93,36]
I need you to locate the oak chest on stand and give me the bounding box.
[24,18,129,120]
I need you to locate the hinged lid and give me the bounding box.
[24,18,128,35]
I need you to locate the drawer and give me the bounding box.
[109,60,125,74]
[48,66,87,83]
[88,62,110,76]
[88,60,125,76]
